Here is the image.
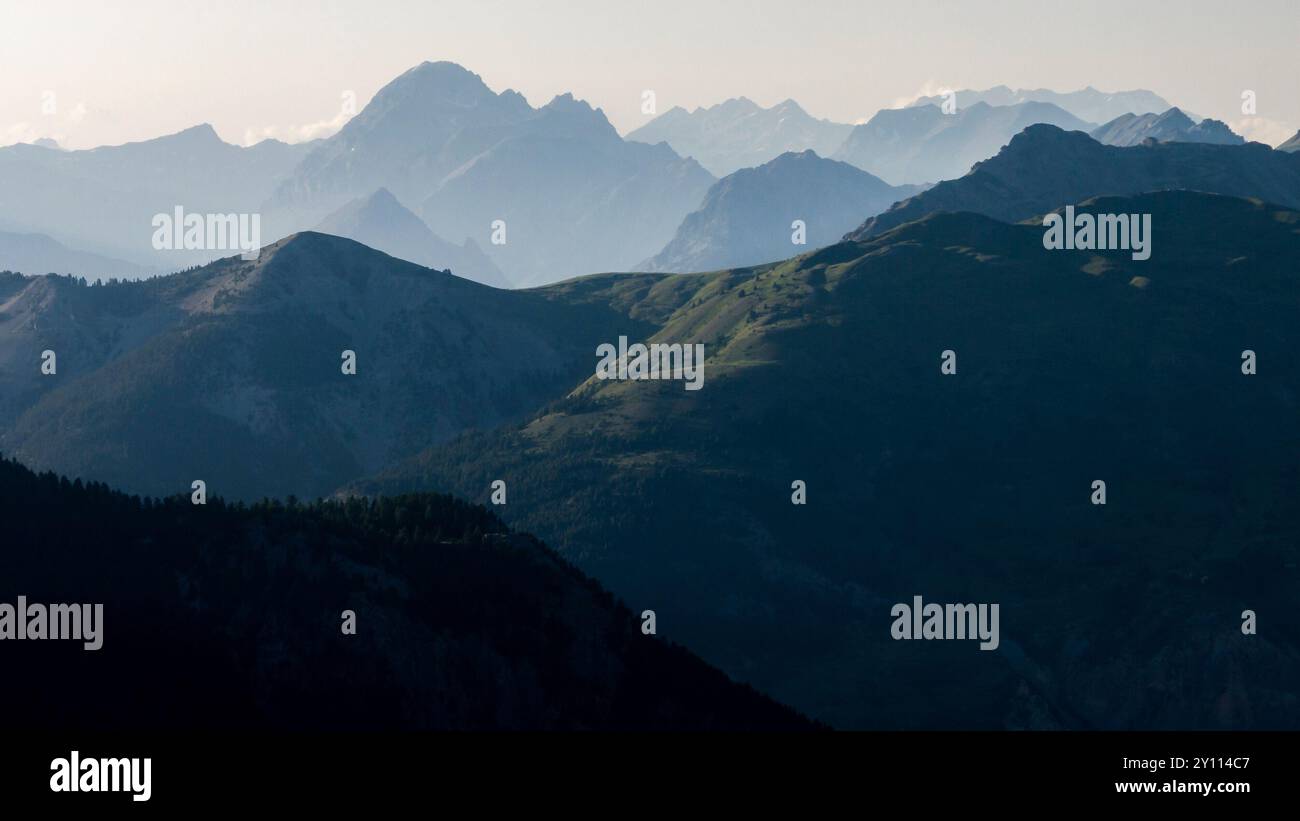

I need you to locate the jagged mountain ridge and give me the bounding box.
[1090,108,1243,147]
[626,96,854,176]
[269,62,715,286]
[848,123,1300,240]
[908,85,1176,123]
[833,101,1092,185]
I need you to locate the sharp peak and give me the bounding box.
[145,123,224,145]
[172,123,222,139]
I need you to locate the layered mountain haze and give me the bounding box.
[908,85,1176,124]
[418,93,714,286]
[315,188,509,288]
[1090,108,1243,147]
[1279,131,1300,153]
[353,191,1300,729]
[833,101,1092,185]
[0,232,649,499]
[268,62,714,286]
[0,229,154,280]
[848,124,1300,240]
[0,125,314,271]
[626,97,854,177]
[642,150,924,272]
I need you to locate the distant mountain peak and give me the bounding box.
[909,85,1175,125]
[371,60,497,106]
[1091,107,1242,147]
[628,95,852,176]
[174,123,223,141]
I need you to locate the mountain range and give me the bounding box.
[270,62,716,287]
[908,85,1176,124]
[848,123,1300,240]
[351,190,1300,729]
[833,101,1092,184]
[625,97,854,177]
[1090,108,1243,147]
[4,62,1299,732]
[0,232,647,499]
[314,188,509,288]
[642,150,924,272]
[0,229,154,280]
[0,125,314,270]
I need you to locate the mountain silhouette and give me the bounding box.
[626,97,854,176]
[642,150,924,272]
[0,126,313,271]
[269,61,714,286]
[848,123,1300,240]
[0,229,155,280]
[833,101,1092,185]
[1090,108,1243,146]
[908,85,1175,124]
[315,188,509,288]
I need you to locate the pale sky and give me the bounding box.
[2,0,1297,149]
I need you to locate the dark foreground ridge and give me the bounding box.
[0,455,814,731]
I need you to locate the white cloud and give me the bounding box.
[242,104,355,146]
[1228,116,1296,148]
[1,121,68,147]
[887,80,953,112]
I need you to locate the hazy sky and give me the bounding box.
[2,0,1297,149]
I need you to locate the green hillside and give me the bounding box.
[354,191,1300,729]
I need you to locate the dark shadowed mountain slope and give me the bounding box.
[848,124,1300,240]
[642,151,924,272]
[0,230,155,281]
[0,233,650,499]
[315,188,509,288]
[833,101,1092,185]
[625,97,854,176]
[1090,108,1243,146]
[909,85,1175,124]
[1279,130,1300,153]
[0,455,813,731]
[352,191,1300,730]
